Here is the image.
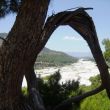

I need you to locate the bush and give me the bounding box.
[80,75,110,110]
[102,38,110,62]
[38,71,81,110]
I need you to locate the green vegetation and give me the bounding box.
[102,38,110,66]
[35,47,77,69]
[22,71,81,110]
[22,87,28,96]
[80,75,110,110]
[22,71,110,110]
[38,71,81,110]
[80,91,110,110]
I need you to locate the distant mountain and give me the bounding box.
[41,47,73,56]
[35,47,78,68]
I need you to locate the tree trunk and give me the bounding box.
[0,0,50,109]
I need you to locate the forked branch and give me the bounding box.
[0,36,6,42]
[53,85,104,110]
[40,7,110,97]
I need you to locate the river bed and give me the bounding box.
[22,59,101,87]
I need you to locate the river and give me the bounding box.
[22,59,100,87]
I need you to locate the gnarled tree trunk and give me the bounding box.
[0,1,110,110]
[0,0,50,109]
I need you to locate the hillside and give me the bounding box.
[35,47,78,69]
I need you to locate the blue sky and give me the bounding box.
[0,0,110,53]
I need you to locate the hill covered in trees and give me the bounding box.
[35,47,78,69]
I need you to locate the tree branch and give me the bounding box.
[38,7,110,97]
[53,85,104,110]
[65,7,93,11]
[39,7,94,50]
[25,68,45,110]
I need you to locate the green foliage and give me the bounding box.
[22,71,81,110]
[104,51,110,62]
[102,39,110,51]
[102,38,110,62]
[38,71,81,110]
[80,75,110,110]
[22,73,110,110]
[89,75,101,88]
[22,87,28,96]
[80,90,110,110]
[37,53,76,65]
[0,0,20,17]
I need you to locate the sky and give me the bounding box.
[0,0,110,53]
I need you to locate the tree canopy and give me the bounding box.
[0,0,21,17]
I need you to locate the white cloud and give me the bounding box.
[63,36,82,41]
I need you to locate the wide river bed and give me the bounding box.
[22,59,102,87]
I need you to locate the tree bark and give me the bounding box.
[0,0,50,109]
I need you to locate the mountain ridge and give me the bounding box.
[36,47,78,68]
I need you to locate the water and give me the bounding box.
[22,59,100,87]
